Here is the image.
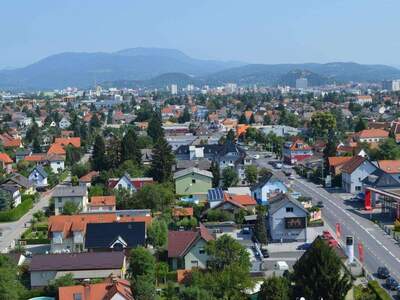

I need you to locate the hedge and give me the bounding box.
[20,238,51,245]
[0,198,33,222]
[368,280,392,300]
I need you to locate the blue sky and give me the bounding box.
[1,0,399,68]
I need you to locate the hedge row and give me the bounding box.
[368,280,392,300]
[0,198,33,222]
[21,238,51,245]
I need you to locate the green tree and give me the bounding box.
[245,165,258,186]
[65,145,82,166]
[0,254,27,299]
[92,135,107,171]
[32,136,42,153]
[254,205,268,244]
[178,107,191,123]
[293,237,352,300]
[226,129,235,142]
[375,138,400,160]
[147,218,168,250]
[155,262,169,285]
[354,118,367,132]
[121,128,142,165]
[0,188,12,211]
[150,137,175,183]
[44,273,75,297]
[310,112,337,138]
[209,161,220,188]
[147,111,164,142]
[134,183,175,213]
[222,167,239,189]
[62,201,80,215]
[128,247,156,300]
[249,113,256,124]
[258,276,290,300]
[238,113,248,124]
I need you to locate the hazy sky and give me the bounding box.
[1,0,400,68]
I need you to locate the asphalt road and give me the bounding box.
[255,157,400,298]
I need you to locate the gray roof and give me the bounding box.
[176,159,212,171]
[52,185,87,198]
[0,184,19,194]
[268,193,309,216]
[5,173,33,189]
[31,165,48,178]
[30,252,124,272]
[251,173,273,191]
[173,167,213,179]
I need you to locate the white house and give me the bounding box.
[341,156,377,194]
[0,184,22,208]
[47,154,65,174]
[52,186,88,215]
[251,173,288,205]
[269,194,309,242]
[28,166,48,189]
[58,117,71,129]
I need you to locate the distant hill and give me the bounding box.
[0,48,243,90]
[0,48,399,90]
[204,62,400,86]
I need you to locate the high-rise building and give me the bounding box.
[171,84,178,95]
[187,84,194,92]
[295,78,308,89]
[382,79,400,91]
[225,83,237,93]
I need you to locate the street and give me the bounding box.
[255,155,400,298]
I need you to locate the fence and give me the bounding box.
[375,219,400,244]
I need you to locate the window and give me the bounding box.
[286,207,293,213]
[73,293,82,300]
[199,247,205,254]
[191,260,199,268]
[192,179,196,184]
[58,198,62,203]
[355,186,361,191]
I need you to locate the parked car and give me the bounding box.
[260,248,269,258]
[377,266,390,279]
[289,174,296,180]
[317,201,324,208]
[275,162,283,169]
[242,227,251,234]
[386,277,399,290]
[253,154,260,160]
[274,261,289,271]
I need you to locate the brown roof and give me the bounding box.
[0,153,13,164]
[55,137,81,148]
[328,156,353,167]
[30,252,125,272]
[89,196,116,207]
[47,143,66,155]
[59,277,133,300]
[79,171,99,183]
[341,156,367,174]
[168,225,214,258]
[172,207,194,217]
[223,193,256,206]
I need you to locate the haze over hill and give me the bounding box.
[0,47,400,90]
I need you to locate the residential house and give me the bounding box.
[58,276,134,300]
[354,129,389,144]
[168,224,214,270]
[377,160,400,181]
[28,165,48,189]
[355,95,373,105]
[48,213,144,253]
[172,206,194,219]
[54,137,81,148]
[4,173,35,195]
[251,173,288,205]
[52,185,88,215]
[108,174,154,192]
[15,148,32,163]
[328,156,353,176]
[341,156,377,194]
[207,188,225,208]
[30,252,126,288]
[174,167,213,202]
[47,154,65,174]
[222,193,257,213]
[283,139,313,165]
[268,194,309,242]
[0,153,13,174]
[85,222,146,252]
[79,171,99,188]
[87,196,116,212]
[0,184,21,208]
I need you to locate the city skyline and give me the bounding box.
[1,0,400,68]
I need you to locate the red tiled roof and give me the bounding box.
[59,277,134,300]
[79,171,99,183]
[47,143,66,155]
[328,156,353,167]
[89,196,116,207]
[223,193,256,206]
[377,160,400,174]
[55,137,81,148]
[172,207,194,217]
[25,154,46,162]
[168,231,198,258]
[0,153,13,164]
[3,138,21,148]
[357,129,389,139]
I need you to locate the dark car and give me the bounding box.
[297,243,311,251]
[377,266,390,279]
[386,277,398,290]
[317,201,324,208]
[261,248,269,258]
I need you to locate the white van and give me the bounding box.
[274,261,289,271]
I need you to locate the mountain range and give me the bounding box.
[0,47,400,90]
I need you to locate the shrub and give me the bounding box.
[0,198,33,222]
[394,219,400,232]
[368,280,392,300]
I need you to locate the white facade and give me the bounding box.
[342,161,377,194]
